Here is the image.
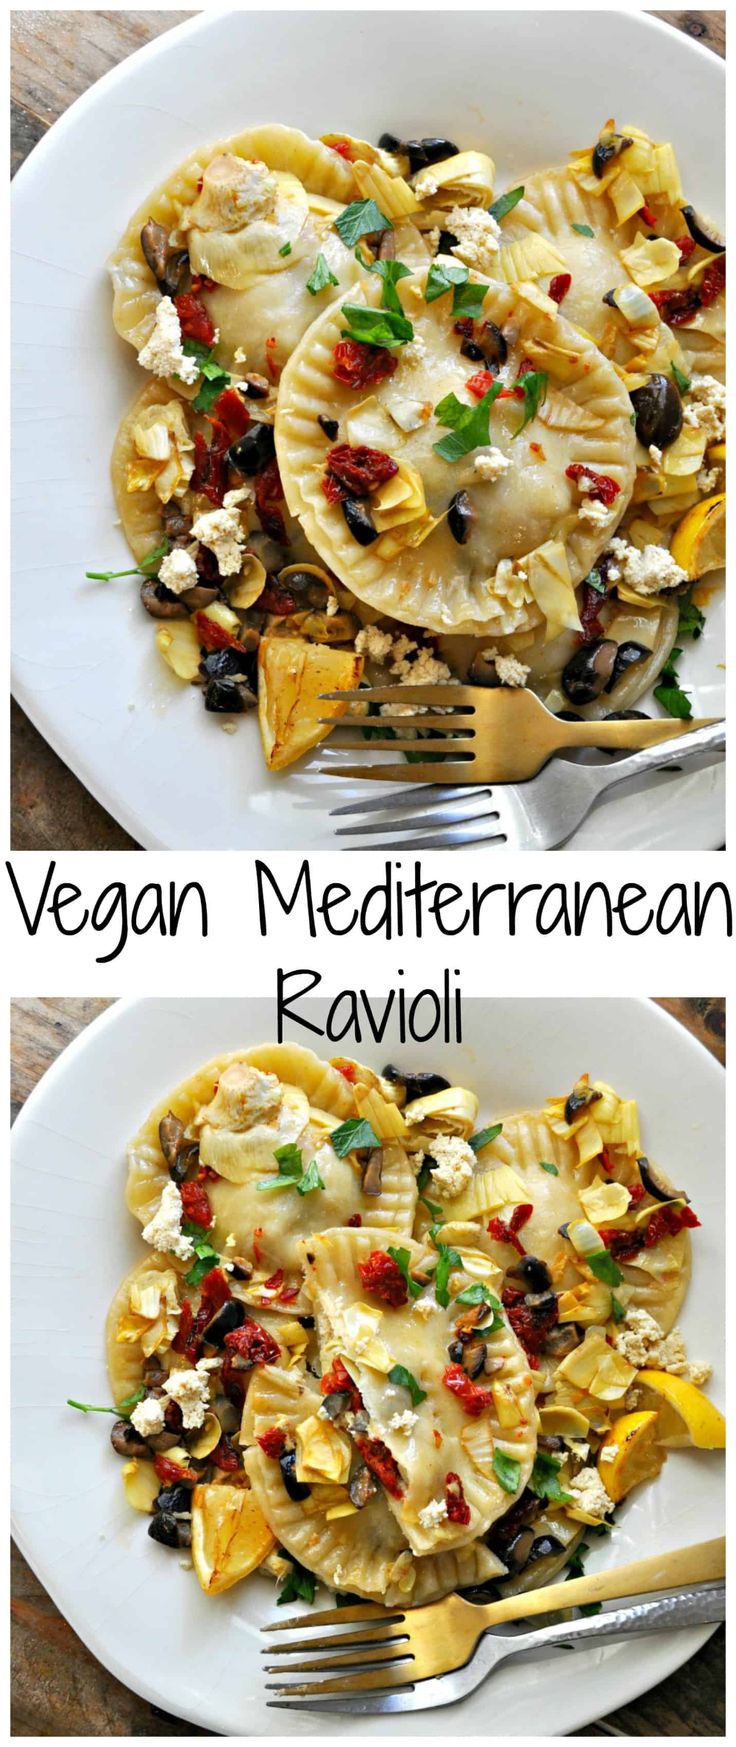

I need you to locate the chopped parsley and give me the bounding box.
[572,222,595,237]
[279,241,293,257]
[454,1282,501,1309]
[512,370,548,435]
[583,566,606,595]
[182,338,231,412]
[653,647,693,720]
[182,1219,221,1286]
[433,385,503,462]
[425,258,470,302]
[610,1293,627,1323]
[677,588,706,641]
[86,538,171,583]
[340,302,413,349]
[330,1117,381,1156]
[306,252,339,296]
[587,1248,624,1288]
[363,256,412,315]
[528,1451,572,1505]
[256,1144,325,1197]
[565,1540,602,1612]
[388,1363,427,1406]
[335,198,393,247]
[418,1192,445,1221]
[493,1449,522,1493]
[671,361,692,395]
[451,279,488,319]
[469,1122,503,1152]
[68,1387,145,1417]
[488,186,525,223]
[277,1553,317,1607]
[387,1245,423,1299]
[431,1240,462,1307]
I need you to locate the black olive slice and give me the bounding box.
[528,1533,565,1562]
[404,136,459,175]
[382,1065,451,1101]
[480,321,508,370]
[377,132,402,154]
[606,641,650,693]
[148,1511,183,1548]
[242,373,271,400]
[460,339,486,362]
[680,205,726,255]
[592,132,633,178]
[630,373,683,450]
[199,648,254,681]
[341,498,378,545]
[204,676,256,714]
[318,415,339,440]
[511,1255,551,1294]
[228,422,276,476]
[564,1078,603,1124]
[321,1389,353,1419]
[437,228,459,255]
[561,640,618,706]
[279,1448,311,1501]
[202,1300,246,1346]
[638,1155,689,1204]
[448,490,474,545]
[154,1484,192,1515]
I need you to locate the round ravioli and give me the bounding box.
[243,1365,505,1606]
[301,1227,537,1556]
[106,1252,183,1402]
[275,269,637,634]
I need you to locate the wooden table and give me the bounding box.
[10,996,725,1734]
[10,8,726,847]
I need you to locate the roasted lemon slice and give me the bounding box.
[670,492,725,579]
[596,1410,665,1503]
[636,1370,726,1450]
[191,1483,275,1594]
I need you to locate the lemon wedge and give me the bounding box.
[707,443,726,467]
[191,1483,275,1595]
[597,1410,665,1503]
[670,492,725,579]
[636,1370,726,1450]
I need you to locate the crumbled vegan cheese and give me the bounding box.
[474,446,512,483]
[354,625,395,663]
[424,1133,476,1199]
[158,548,199,595]
[401,336,428,368]
[412,1295,441,1318]
[567,1466,612,1520]
[648,443,663,467]
[141,1181,194,1261]
[697,465,720,495]
[138,297,200,385]
[190,503,246,576]
[578,497,614,529]
[614,1308,711,1385]
[486,648,530,688]
[130,1395,166,1439]
[418,1496,448,1529]
[163,1358,219,1430]
[606,537,687,595]
[388,1410,419,1433]
[326,595,340,616]
[198,1063,283,1132]
[355,625,454,716]
[686,374,726,445]
[445,204,501,274]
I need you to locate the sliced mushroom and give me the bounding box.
[543,1324,580,1358]
[140,221,190,297]
[561,639,618,706]
[349,1463,379,1508]
[179,584,221,613]
[160,503,193,542]
[462,1338,488,1378]
[159,1111,185,1169]
[360,1148,384,1196]
[110,1419,149,1459]
[592,130,633,179]
[140,576,188,619]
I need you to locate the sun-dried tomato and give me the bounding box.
[627,1182,647,1207]
[454,317,475,338]
[598,1226,645,1262]
[346,1212,363,1227]
[163,1399,183,1435]
[466,368,496,400]
[548,272,572,306]
[191,421,230,505]
[501,1286,558,1368]
[193,610,247,655]
[639,202,659,229]
[255,457,288,544]
[675,235,697,264]
[358,1249,409,1308]
[649,286,702,326]
[330,139,354,160]
[334,1058,358,1082]
[354,1435,404,1498]
[445,1471,471,1525]
[487,1203,533,1257]
[172,1298,196,1358]
[565,464,621,506]
[199,1267,232,1313]
[322,472,345,506]
[225,1319,280,1367]
[320,1356,363,1411]
[263,1268,285,1294]
[221,1352,246,1412]
[443,1363,494,1417]
[644,1203,701,1246]
[197,1164,220,1183]
[332,339,398,389]
[255,580,297,615]
[578,581,606,646]
[700,255,726,307]
[600,1146,614,1174]
[174,292,216,346]
[154,1452,197,1485]
[323,443,399,501]
[210,1434,242,1472]
[179,1181,213,1228]
[257,1426,287,1458]
[191,273,216,294]
[210,387,250,439]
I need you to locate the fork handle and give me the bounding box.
[581,716,725,791]
[504,1583,725,1663]
[554,714,721,753]
[474,1535,724,1630]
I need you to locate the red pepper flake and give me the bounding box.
[357,1249,409,1308]
[466,368,496,400]
[193,610,246,655]
[565,463,621,506]
[225,1319,280,1366]
[173,292,216,347]
[454,317,475,338]
[445,1470,471,1525]
[442,1363,494,1417]
[210,1434,242,1472]
[210,387,250,440]
[332,339,398,389]
[253,1227,264,1265]
[320,1356,363,1411]
[179,1180,213,1228]
[500,1285,558,1369]
[196,175,204,193]
[487,1203,533,1257]
[600,1146,614,1174]
[529,441,544,457]
[254,456,288,544]
[263,1268,285,1294]
[154,1452,197,1485]
[191,421,231,505]
[675,234,697,264]
[330,139,354,160]
[265,334,280,382]
[627,1182,647,1207]
[354,1434,404,1498]
[334,1059,358,1082]
[578,580,606,646]
[323,443,399,502]
[700,255,726,307]
[497,384,526,401]
[639,202,659,229]
[346,1212,363,1227]
[548,272,572,306]
[257,1426,287,1458]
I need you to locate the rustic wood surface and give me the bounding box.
[10,995,725,1735]
[9,8,726,847]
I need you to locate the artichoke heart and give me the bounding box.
[403,1085,479,1138]
[413,151,496,209]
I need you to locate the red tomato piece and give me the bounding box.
[700,255,726,307]
[445,1471,471,1525]
[254,457,288,544]
[191,422,231,505]
[354,1435,404,1498]
[179,1181,213,1228]
[320,1356,363,1411]
[256,1427,287,1458]
[324,443,399,500]
[174,292,216,347]
[357,1249,409,1308]
[578,581,606,646]
[154,1452,197,1485]
[209,1434,241,1472]
[565,464,621,507]
[442,1364,494,1417]
[172,1298,195,1357]
[675,235,697,264]
[332,340,398,389]
[500,1285,558,1368]
[649,286,702,326]
[346,1212,363,1227]
[627,1183,647,1207]
[198,1267,232,1313]
[487,1203,533,1257]
[466,369,496,400]
[193,611,247,655]
[225,1319,280,1366]
[548,273,572,306]
[211,387,250,439]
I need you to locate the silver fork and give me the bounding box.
[330,720,725,849]
[265,1581,725,1714]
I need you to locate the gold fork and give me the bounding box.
[262,1535,724,1698]
[318,683,720,784]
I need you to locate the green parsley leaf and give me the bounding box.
[388,1363,427,1406]
[488,186,525,223]
[572,222,595,237]
[469,1122,503,1152]
[387,1245,423,1299]
[279,241,292,257]
[330,1117,381,1156]
[539,1159,559,1176]
[274,1143,305,1176]
[364,256,412,315]
[433,385,503,462]
[579,1601,603,1616]
[335,199,393,247]
[418,1193,445,1221]
[610,1293,626,1323]
[86,538,171,583]
[183,1228,221,1286]
[583,567,606,595]
[512,369,548,436]
[452,279,487,319]
[454,1282,501,1309]
[296,1158,326,1197]
[306,252,339,296]
[587,1248,624,1288]
[528,1451,572,1505]
[181,338,211,363]
[277,1553,317,1607]
[677,588,706,641]
[671,361,692,395]
[566,1540,589,1579]
[425,259,469,303]
[340,302,413,349]
[432,1242,462,1307]
[192,370,231,413]
[653,647,692,719]
[493,1449,522,1494]
[416,1157,433,1191]
[68,1387,146,1417]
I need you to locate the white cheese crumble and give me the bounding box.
[412,1295,441,1318]
[474,446,512,483]
[138,297,199,385]
[424,1132,476,1199]
[613,1308,711,1385]
[606,536,687,595]
[198,1063,283,1131]
[163,1358,219,1430]
[484,647,530,688]
[686,374,726,445]
[354,625,395,663]
[141,1181,194,1261]
[697,465,720,495]
[158,548,199,595]
[388,1410,418,1433]
[190,503,246,577]
[418,1496,448,1529]
[648,443,663,467]
[326,595,340,616]
[130,1395,166,1439]
[354,626,454,716]
[567,1466,612,1520]
[445,204,501,273]
[578,496,614,529]
[401,336,428,368]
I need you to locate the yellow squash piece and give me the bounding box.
[669,493,725,580]
[258,637,363,771]
[636,1370,726,1450]
[597,1410,665,1503]
[191,1483,275,1594]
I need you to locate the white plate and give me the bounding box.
[11,995,724,1735]
[11,9,725,850]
